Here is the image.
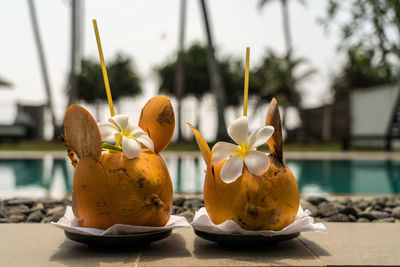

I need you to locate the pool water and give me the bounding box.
[0,155,399,199]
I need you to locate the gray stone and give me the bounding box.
[364,206,373,213]
[348,214,357,222]
[27,210,44,222]
[8,214,26,223]
[42,200,63,209]
[46,206,64,216]
[6,199,35,208]
[173,197,185,207]
[184,198,203,210]
[371,204,383,211]
[359,210,390,220]
[51,209,66,222]
[307,196,327,206]
[391,206,400,219]
[41,217,52,224]
[374,217,395,223]
[0,218,9,223]
[318,202,337,217]
[7,205,29,215]
[178,210,194,223]
[339,198,351,206]
[334,204,346,213]
[326,213,350,222]
[386,201,400,208]
[341,206,358,217]
[357,217,370,222]
[34,202,45,211]
[384,207,393,213]
[172,205,184,215]
[358,201,370,210]
[301,201,318,216]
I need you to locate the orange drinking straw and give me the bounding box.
[243,47,250,116]
[92,19,115,117]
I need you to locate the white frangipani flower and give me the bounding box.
[212,116,274,183]
[98,114,154,159]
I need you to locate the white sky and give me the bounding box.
[0,0,343,126]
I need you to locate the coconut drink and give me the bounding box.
[188,49,300,231]
[62,95,175,230]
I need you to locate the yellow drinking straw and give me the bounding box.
[92,19,115,117]
[243,47,250,116]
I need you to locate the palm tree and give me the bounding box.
[258,0,307,138]
[67,0,84,107]
[252,50,316,136]
[75,54,142,119]
[155,43,246,141]
[199,0,228,140]
[175,0,187,142]
[27,0,57,138]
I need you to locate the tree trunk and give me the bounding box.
[199,0,228,141]
[281,0,292,54]
[67,0,83,107]
[175,0,187,142]
[27,0,58,139]
[281,0,306,141]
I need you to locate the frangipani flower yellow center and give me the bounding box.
[212,116,274,183]
[97,114,154,159]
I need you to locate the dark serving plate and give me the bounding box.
[64,229,172,247]
[194,229,299,246]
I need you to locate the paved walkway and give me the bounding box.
[0,223,399,266]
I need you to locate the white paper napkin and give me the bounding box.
[51,206,191,236]
[192,205,327,237]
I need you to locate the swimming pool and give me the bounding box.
[0,153,399,198]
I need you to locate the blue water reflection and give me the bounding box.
[0,156,399,198]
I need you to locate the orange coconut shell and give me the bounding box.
[204,157,300,231]
[73,151,173,229]
[139,95,175,154]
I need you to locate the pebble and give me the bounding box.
[0,196,399,224]
[341,207,358,217]
[348,214,357,222]
[326,213,350,222]
[173,197,185,207]
[8,214,26,223]
[357,201,370,211]
[391,206,400,219]
[46,206,64,216]
[27,210,44,222]
[318,202,338,217]
[178,210,194,223]
[301,201,318,216]
[307,196,327,206]
[6,199,35,208]
[7,205,29,215]
[373,218,395,223]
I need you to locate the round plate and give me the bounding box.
[64,229,172,247]
[194,229,299,246]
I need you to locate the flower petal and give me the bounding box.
[227,116,248,145]
[220,155,244,183]
[122,137,141,159]
[136,134,154,152]
[248,125,274,149]
[212,142,238,165]
[109,114,129,132]
[244,150,270,176]
[97,121,120,141]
